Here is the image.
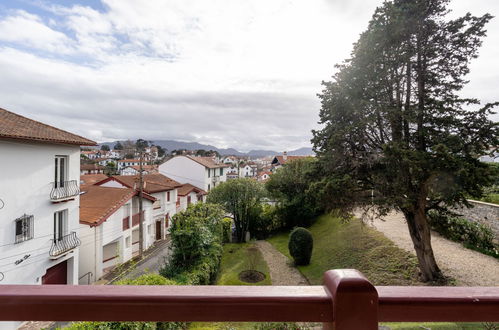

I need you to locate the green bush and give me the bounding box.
[222,217,233,243]
[67,274,186,329]
[249,204,284,239]
[288,227,313,265]
[428,211,498,258]
[160,203,225,285]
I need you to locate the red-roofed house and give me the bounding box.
[271,152,307,171]
[79,185,156,282]
[95,174,181,237]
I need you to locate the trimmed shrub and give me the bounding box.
[428,211,498,258]
[288,227,313,265]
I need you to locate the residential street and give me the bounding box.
[122,238,172,280]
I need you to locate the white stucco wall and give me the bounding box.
[0,140,80,286]
[159,156,206,190]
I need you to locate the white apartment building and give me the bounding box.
[79,185,156,283]
[0,108,95,329]
[239,164,258,178]
[159,156,229,192]
[95,174,180,237]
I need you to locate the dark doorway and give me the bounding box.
[42,260,67,284]
[156,221,162,240]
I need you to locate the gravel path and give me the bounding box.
[255,241,309,285]
[363,211,499,286]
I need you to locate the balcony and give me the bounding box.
[131,211,144,227]
[50,180,80,202]
[212,175,220,183]
[49,232,80,259]
[0,269,498,328]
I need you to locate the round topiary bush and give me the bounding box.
[288,227,313,265]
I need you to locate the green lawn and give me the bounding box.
[268,213,421,286]
[191,243,274,329]
[216,242,271,285]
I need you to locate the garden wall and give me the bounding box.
[453,200,499,242]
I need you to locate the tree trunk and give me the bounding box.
[402,201,441,282]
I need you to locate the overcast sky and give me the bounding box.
[0,0,497,152]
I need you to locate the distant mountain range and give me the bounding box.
[98,140,314,157]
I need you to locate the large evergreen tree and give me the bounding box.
[312,0,498,281]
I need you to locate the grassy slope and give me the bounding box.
[267,214,488,329]
[268,213,420,285]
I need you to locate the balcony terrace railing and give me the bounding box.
[49,232,80,258]
[0,270,498,329]
[50,180,80,202]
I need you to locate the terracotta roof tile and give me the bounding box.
[177,183,207,196]
[104,174,182,193]
[80,186,136,226]
[80,174,108,186]
[0,108,96,146]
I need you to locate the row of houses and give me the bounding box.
[0,108,206,294]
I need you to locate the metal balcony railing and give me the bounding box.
[0,270,498,328]
[49,232,80,258]
[50,180,80,202]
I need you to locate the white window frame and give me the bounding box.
[54,155,68,188]
[54,209,68,241]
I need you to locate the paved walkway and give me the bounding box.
[255,241,308,285]
[363,211,499,286]
[121,238,171,280]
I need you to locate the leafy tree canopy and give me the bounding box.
[312,0,498,281]
[207,178,265,242]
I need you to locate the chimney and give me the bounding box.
[283,151,287,161]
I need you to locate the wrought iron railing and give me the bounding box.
[49,232,80,258]
[50,180,80,201]
[0,270,498,328]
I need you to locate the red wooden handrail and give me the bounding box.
[0,270,498,329]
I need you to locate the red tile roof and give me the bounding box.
[80,174,108,186]
[177,183,207,196]
[96,174,182,194]
[80,185,156,226]
[0,108,96,146]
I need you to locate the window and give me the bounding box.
[167,191,171,202]
[53,210,68,241]
[15,214,34,243]
[220,168,223,176]
[207,168,210,178]
[187,195,191,205]
[208,184,210,191]
[54,156,68,187]
[213,169,216,176]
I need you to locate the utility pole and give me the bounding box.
[138,151,144,258]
